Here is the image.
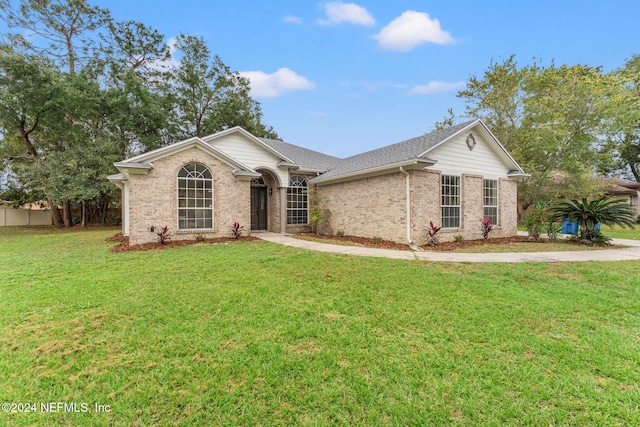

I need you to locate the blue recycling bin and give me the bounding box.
[561,220,600,235]
[561,220,578,234]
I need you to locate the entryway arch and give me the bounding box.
[251,168,282,232]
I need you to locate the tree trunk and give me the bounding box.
[63,199,72,227]
[48,198,63,226]
[631,165,640,183]
[81,201,87,227]
[100,197,109,224]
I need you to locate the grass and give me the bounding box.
[448,240,624,253]
[1,227,640,425]
[600,224,640,240]
[518,222,640,240]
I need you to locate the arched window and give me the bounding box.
[251,176,266,186]
[287,175,308,224]
[177,163,213,230]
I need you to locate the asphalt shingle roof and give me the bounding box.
[259,137,341,171]
[312,119,478,181]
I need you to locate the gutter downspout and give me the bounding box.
[399,166,412,245]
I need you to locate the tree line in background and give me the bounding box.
[435,54,640,214]
[2,2,639,228]
[0,0,277,226]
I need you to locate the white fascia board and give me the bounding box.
[311,158,436,185]
[296,168,329,174]
[107,173,126,181]
[507,171,530,178]
[114,162,153,176]
[233,169,262,178]
[114,161,153,170]
[201,126,294,164]
[107,174,126,189]
[277,161,300,169]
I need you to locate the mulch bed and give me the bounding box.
[298,233,573,251]
[107,233,259,252]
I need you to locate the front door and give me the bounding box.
[251,186,268,230]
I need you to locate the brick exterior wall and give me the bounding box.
[263,172,281,233]
[499,178,519,237]
[317,173,407,242]
[460,174,484,241]
[317,170,519,245]
[409,170,441,245]
[127,147,250,245]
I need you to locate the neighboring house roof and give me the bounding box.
[609,177,640,189]
[258,137,341,172]
[603,177,640,195]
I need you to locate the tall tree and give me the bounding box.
[168,33,278,140]
[0,0,109,74]
[1,0,280,227]
[454,56,626,213]
[608,55,640,181]
[457,55,526,149]
[0,47,67,224]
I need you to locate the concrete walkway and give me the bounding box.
[254,232,640,263]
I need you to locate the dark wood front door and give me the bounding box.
[251,186,268,230]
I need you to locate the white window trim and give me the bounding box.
[177,163,214,231]
[287,175,309,225]
[483,178,499,226]
[442,175,461,229]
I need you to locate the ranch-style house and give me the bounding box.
[108,119,527,245]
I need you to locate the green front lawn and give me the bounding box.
[1,228,639,425]
[518,222,640,240]
[599,224,640,240]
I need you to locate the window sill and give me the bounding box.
[176,229,214,234]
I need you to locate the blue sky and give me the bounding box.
[103,1,638,157]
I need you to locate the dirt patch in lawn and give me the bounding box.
[295,233,616,253]
[107,233,259,252]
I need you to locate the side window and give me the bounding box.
[483,179,498,225]
[287,175,308,224]
[442,175,460,228]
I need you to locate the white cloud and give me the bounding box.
[408,81,465,95]
[239,68,315,97]
[318,2,375,26]
[283,15,303,24]
[147,36,180,71]
[374,10,455,51]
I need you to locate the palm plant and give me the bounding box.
[548,197,636,242]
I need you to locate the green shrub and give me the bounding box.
[336,230,345,237]
[524,201,549,240]
[548,197,635,243]
[454,234,464,243]
[372,236,383,244]
[546,222,562,242]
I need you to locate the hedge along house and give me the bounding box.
[108,119,527,245]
